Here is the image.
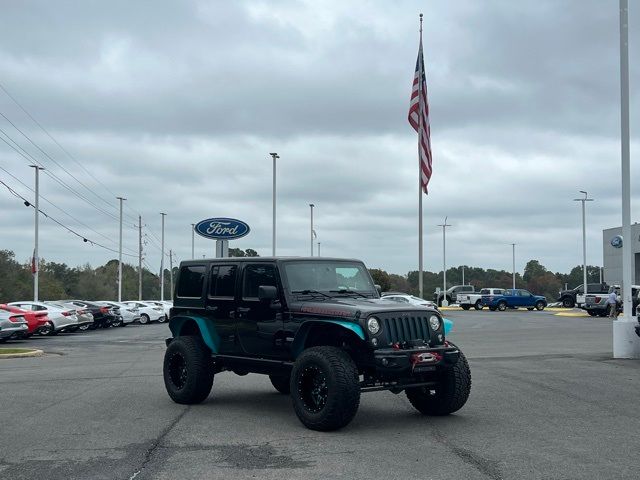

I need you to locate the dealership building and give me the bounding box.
[602,223,640,286]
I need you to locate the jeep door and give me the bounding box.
[205,264,239,354]
[236,263,286,357]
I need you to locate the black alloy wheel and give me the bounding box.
[163,336,214,404]
[290,346,360,431]
[111,318,123,328]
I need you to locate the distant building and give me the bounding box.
[603,223,640,286]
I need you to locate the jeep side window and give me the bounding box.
[177,265,206,298]
[243,264,277,300]
[209,265,237,298]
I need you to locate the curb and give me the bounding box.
[0,349,44,359]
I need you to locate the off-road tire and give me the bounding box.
[406,351,471,416]
[163,336,214,404]
[474,301,483,310]
[562,297,575,308]
[139,314,150,325]
[497,301,507,311]
[535,301,545,311]
[290,346,360,431]
[269,374,291,394]
[461,305,470,311]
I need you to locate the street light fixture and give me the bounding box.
[309,204,315,256]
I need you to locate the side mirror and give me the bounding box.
[258,285,278,302]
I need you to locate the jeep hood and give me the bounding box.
[291,297,440,319]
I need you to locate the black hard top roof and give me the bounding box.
[179,256,363,266]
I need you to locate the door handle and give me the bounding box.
[205,305,218,312]
[236,307,250,313]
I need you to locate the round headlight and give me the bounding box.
[367,316,380,335]
[429,315,441,331]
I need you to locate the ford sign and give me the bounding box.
[194,218,250,240]
[611,235,623,248]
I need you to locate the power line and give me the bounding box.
[0,179,137,258]
[0,127,138,228]
[0,81,139,223]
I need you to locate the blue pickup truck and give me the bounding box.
[482,289,547,312]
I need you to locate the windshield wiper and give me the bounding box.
[291,289,332,299]
[329,288,370,299]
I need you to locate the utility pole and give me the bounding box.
[318,242,321,257]
[437,217,452,306]
[309,204,315,256]
[462,265,465,286]
[117,197,126,302]
[169,249,174,300]
[574,191,593,299]
[160,212,166,301]
[270,153,279,256]
[191,223,195,259]
[30,165,44,301]
[511,243,516,289]
[138,215,142,301]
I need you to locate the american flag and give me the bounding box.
[408,33,432,194]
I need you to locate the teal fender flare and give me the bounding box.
[169,315,220,353]
[443,318,453,335]
[291,319,365,359]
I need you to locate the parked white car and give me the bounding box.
[122,301,165,324]
[381,293,439,310]
[97,301,140,326]
[147,301,172,321]
[8,301,78,335]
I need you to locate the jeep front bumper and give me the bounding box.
[373,345,460,374]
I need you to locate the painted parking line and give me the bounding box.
[554,312,590,317]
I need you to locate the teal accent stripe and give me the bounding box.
[443,318,453,335]
[323,320,365,340]
[169,315,220,353]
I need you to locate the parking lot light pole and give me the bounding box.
[30,165,44,301]
[309,204,314,256]
[270,153,279,256]
[437,217,452,306]
[574,191,593,301]
[511,243,516,289]
[191,224,195,259]
[117,197,126,302]
[160,212,166,302]
[614,0,639,358]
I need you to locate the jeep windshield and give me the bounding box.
[284,261,377,298]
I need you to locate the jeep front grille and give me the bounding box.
[381,316,431,344]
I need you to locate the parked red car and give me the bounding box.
[0,304,50,337]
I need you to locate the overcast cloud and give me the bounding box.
[0,0,638,279]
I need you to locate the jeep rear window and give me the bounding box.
[177,265,205,298]
[209,265,237,298]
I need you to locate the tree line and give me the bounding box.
[1,248,601,303]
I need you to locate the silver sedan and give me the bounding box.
[0,311,29,342]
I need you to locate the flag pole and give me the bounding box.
[418,13,424,300]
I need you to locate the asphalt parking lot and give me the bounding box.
[1,310,639,480]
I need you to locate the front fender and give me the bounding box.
[291,320,365,359]
[169,315,220,353]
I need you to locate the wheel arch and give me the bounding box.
[291,320,365,359]
[169,315,220,353]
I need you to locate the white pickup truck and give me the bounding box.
[457,288,504,310]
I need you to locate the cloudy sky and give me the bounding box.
[0,0,638,278]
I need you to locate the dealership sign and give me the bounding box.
[610,235,623,248]
[195,218,250,240]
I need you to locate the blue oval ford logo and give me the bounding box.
[194,218,250,240]
[610,235,623,248]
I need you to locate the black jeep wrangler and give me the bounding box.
[163,257,471,431]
